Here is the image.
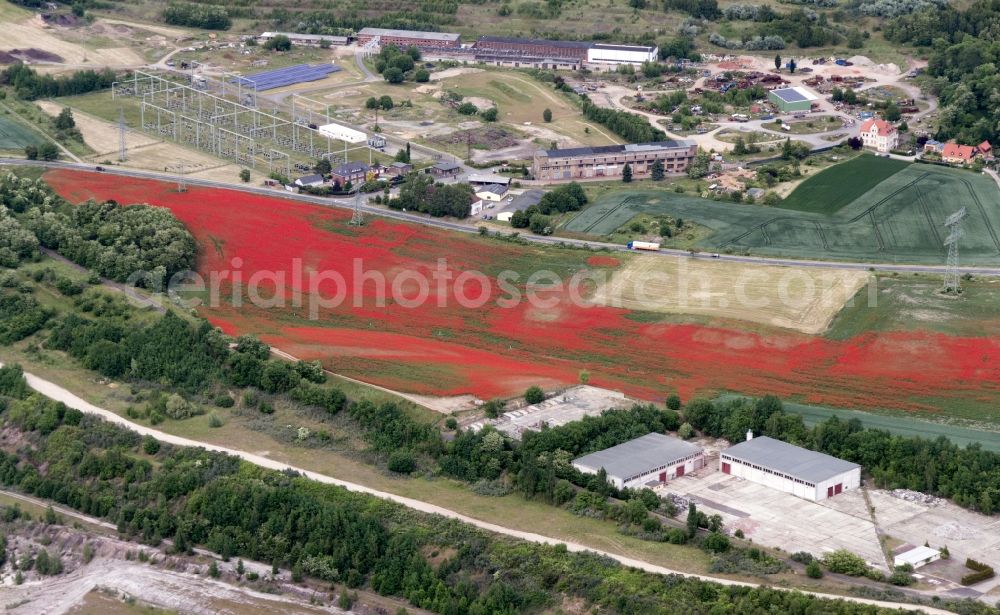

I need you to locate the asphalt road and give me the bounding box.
[1,362,952,615]
[8,158,1000,276]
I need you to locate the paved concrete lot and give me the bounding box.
[864,490,1000,595]
[663,468,887,569]
[663,461,1000,601]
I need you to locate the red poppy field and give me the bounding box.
[44,169,1000,417]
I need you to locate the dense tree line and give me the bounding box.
[387,173,473,218]
[883,0,1000,144]
[270,3,458,35]
[162,3,231,29]
[686,396,1000,514]
[0,207,38,268]
[0,64,117,101]
[0,175,197,286]
[580,100,667,143]
[0,383,933,615]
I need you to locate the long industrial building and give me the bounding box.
[573,433,704,490]
[720,433,860,502]
[472,36,655,69]
[356,28,461,49]
[532,140,697,181]
[587,43,658,66]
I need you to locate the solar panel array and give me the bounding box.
[232,64,341,91]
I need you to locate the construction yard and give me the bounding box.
[566,162,1000,265]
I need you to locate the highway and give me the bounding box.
[9,158,1000,276]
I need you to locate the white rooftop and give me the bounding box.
[894,545,941,568]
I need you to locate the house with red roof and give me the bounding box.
[859,118,898,153]
[942,143,977,165]
[978,140,993,160]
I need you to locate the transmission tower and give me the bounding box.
[117,107,127,162]
[172,163,187,193]
[349,191,364,226]
[942,207,967,293]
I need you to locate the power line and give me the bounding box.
[943,207,967,293]
[117,107,127,162]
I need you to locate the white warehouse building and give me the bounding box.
[720,433,860,502]
[587,43,658,66]
[573,433,704,490]
[318,122,368,144]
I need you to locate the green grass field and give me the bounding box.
[827,275,1000,340]
[718,394,1000,451]
[0,108,45,151]
[565,163,1000,264]
[779,154,910,214]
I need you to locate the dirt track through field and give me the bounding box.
[0,361,952,615]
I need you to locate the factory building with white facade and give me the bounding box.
[720,433,860,502]
[586,43,658,66]
[573,433,704,490]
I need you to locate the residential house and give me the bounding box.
[859,118,899,153]
[978,140,993,161]
[387,161,413,176]
[942,143,977,165]
[923,139,943,154]
[331,161,370,186]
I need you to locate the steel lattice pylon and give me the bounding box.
[943,207,967,293]
[117,107,127,162]
[349,191,364,226]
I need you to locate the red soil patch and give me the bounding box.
[586,255,620,268]
[44,169,1000,412]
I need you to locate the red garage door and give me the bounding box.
[721,462,731,474]
[676,465,685,477]
[827,486,834,498]
[834,483,842,495]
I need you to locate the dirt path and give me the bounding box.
[0,362,952,614]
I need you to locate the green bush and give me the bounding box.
[214,395,235,408]
[806,560,823,578]
[387,450,416,474]
[142,435,160,455]
[961,559,996,585]
[524,386,545,404]
[823,549,870,576]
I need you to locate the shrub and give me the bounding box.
[962,559,996,586]
[677,423,694,439]
[208,412,224,428]
[702,532,731,553]
[142,435,160,455]
[823,549,869,576]
[214,395,235,408]
[387,450,417,474]
[806,560,824,578]
[790,551,815,564]
[524,386,545,404]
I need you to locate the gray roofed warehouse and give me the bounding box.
[720,435,861,501]
[572,433,704,489]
